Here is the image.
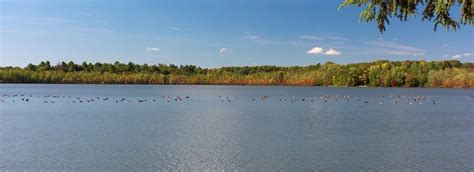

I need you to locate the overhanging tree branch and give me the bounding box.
[339,0,473,33]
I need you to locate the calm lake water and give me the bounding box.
[0,84,473,171]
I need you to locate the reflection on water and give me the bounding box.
[0,84,473,170]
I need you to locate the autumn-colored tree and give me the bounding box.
[1,60,473,88]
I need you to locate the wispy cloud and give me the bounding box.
[75,12,94,17]
[452,53,474,59]
[242,34,309,46]
[145,47,160,52]
[300,36,426,57]
[299,35,348,41]
[300,35,323,41]
[363,40,425,56]
[72,27,115,34]
[219,48,231,54]
[243,35,259,40]
[365,41,423,53]
[0,16,114,36]
[242,34,278,45]
[0,16,78,23]
[168,27,185,31]
[326,36,349,41]
[1,26,115,35]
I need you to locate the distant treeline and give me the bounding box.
[1,60,473,88]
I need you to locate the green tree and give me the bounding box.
[339,0,473,33]
[25,63,36,71]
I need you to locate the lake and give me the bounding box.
[0,84,473,171]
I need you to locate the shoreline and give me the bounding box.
[0,83,472,89]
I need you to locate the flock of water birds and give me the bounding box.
[0,94,191,104]
[2,93,471,106]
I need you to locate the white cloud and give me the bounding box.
[219,48,231,54]
[452,55,462,59]
[145,47,160,52]
[307,47,325,54]
[323,49,342,56]
[307,47,342,56]
[462,53,474,57]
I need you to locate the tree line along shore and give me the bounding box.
[0,60,473,88]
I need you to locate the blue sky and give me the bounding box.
[1,0,473,67]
